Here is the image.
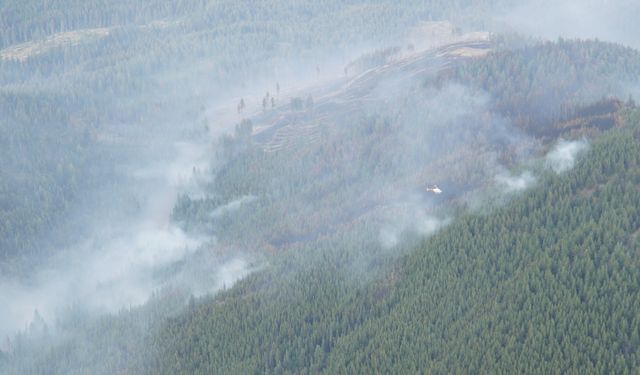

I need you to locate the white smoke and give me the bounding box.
[214,258,254,291]
[0,134,254,339]
[379,204,450,249]
[495,171,536,192]
[546,138,589,173]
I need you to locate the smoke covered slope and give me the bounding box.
[3,36,640,374]
[2,0,640,372]
[0,0,516,277]
[0,1,519,337]
[172,39,639,255]
[440,39,640,134]
[152,40,640,373]
[155,109,640,375]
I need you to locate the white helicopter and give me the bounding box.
[425,184,442,194]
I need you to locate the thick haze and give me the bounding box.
[0,133,235,337]
[0,33,374,341]
[0,0,638,371]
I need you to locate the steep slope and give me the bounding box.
[0,0,514,275]
[3,38,640,374]
[154,109,640,374]
[324,111,640,374]
[173,39,639,257]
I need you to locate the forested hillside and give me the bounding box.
[153,109,640,374]
[0,0,515,275]
[0,0,514,50]
[3,35,640,373]
[2,1,640,374]
[438,38,640,134]
[0,92,107,273]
